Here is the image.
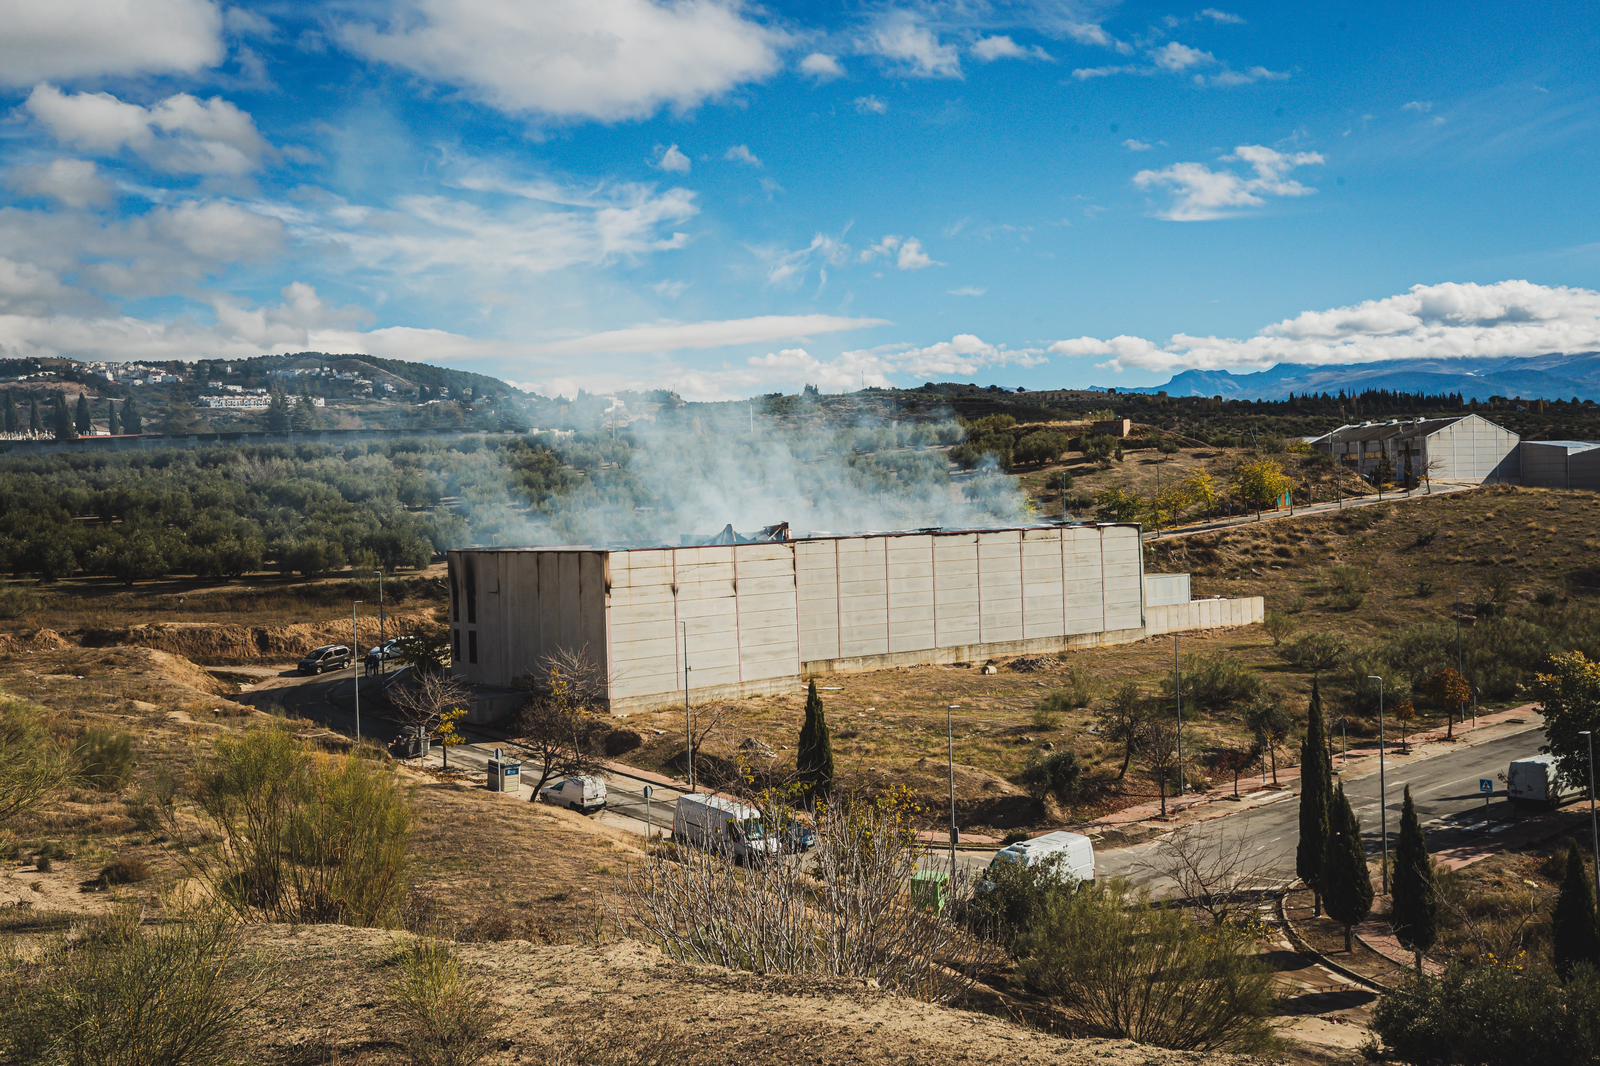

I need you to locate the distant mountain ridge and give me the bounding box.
[1125,352,1600,402]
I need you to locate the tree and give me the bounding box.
[107,398,121,436]
[1533,651,1600,794]
[796,680,835,801]
[1210,743,1258,799]
[1373,450,1395,496]
[28,397,41,436]
[1420,666,1471,741]
[1014,429,1071,466]
[266,390,293,433]
[1297,679,1334,914]
[74,393,91,435]
[1232,458,1291,518]
[389,673,472,764]
[1284,631,1349,676]
[1094,486,1145,523]
[50,394,76,441]
[121,395,141,434]
[1096,682,1151,781]
[1244,697,1293,785]
[1148,826,1275,928]
[1,392,15,435]
[1144,718,1179,818]
[1393,697,1418,751]
[1553,841,1600,982]
[1322,782,1374,952]
[1390,786,1437,973]
[517,648,605,797]
[290,396,318,432]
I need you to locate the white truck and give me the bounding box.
[673,793,781,863]
[987,831,1096,884]
[1507,755,1580,808]
[539,775,607,814]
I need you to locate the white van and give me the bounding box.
[1508,755,1579,808]
[988,831,1095,884]
[673,793,781,863]
[539,775,607,814]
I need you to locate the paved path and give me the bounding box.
[1144,482,1474,544]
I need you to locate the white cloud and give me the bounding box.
[948,286,986,297]
[971,35,1051,62]
[534,314,889,357]
[1072,64,1142,80]
[865,11,962,78]
[1133,144,1324,221]
[0,0,223,87]
[724,144,762,167]
[859,235,941,270]
[341,0,784,123]
[853,95,889,115]
[761,231,851,288]
[1198,8,1246,24]
[1121,138,1154,152]
[1402,99,1433,113]
[6,158,114,209]
[799,52,845,81]
[874,333,1046,378]
[655,143,692,173]
[1151,42,1214,72]
[24,84,271,177]
[1201,65,1289,87]
[1048,281,1600,376]
[651,279,689,299]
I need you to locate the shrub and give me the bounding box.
[961,853,1077,950]
[1373,957,1600,1066]
[0,587,41,621]
[1282,631,1349,674]
[1016,879,1275,1051]
[0,695,68,828]
[1024,751,1086,806]
[387,939,495,1066]
[1173,652,1262,711]
[76,728,136,791]
[0,911,261,1065]
[1327,564,1368,610]
[1040,668,1092,715]
[94,858,150,888]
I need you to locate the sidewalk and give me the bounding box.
[1082,704,1541,840]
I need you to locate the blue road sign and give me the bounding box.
[1479,778,1494,794]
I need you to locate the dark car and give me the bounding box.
[298,644,352,675]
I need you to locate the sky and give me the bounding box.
[1,0,1598,400]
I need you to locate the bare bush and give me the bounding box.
[625,791,987,1003]
[386,939,495,1066]
[517,647,607,795]
[1144,826,1276,928]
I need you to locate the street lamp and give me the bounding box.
[1368,674,1388,893]
[372,569,386,675]
[352,600,363,742]
[1584,730,1600,903]
[947,704,960,879]
[1173,635,1185,796]
[681,621,694,793]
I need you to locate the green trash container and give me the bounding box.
[911,870,949,914]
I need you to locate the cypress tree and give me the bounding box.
[267,390,293,433]
[74,392,91,434]
[1322,782,1375,952]
[122,395,141,434]
[1297,678,1334,914]
[1553,841,1600,981]
[1,392,15,434]
[51,394,76,440]
[108,399,121,436]
[797,680,834,801]
[29,398,41,435]
[1390,786,1437,972]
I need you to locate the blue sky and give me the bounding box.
[1,0,1598,398]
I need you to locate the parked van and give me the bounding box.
[539,775,607,814]
[987,831,1095,884]
[298,644,352,675]
[1508,755,1579,808]
[673,794,781,863]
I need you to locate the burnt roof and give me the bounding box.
[1313,415,1467,445]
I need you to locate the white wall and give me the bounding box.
[1426,415,1520,483]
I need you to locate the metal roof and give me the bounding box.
[1523,440,1600,453]
[1312,415,1467,445]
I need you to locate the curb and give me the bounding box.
[1276,887,1395,996]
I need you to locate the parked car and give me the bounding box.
[539,775,607,814]
[364,638,408,671]
[298,644,352,675]
[673,793,782,863]
[780,821,817,854]
[1508,754,1579,808]
[985,831,1095,884]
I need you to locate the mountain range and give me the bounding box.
[1124,352,1600,402]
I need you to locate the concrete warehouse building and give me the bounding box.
[1518,440,1600,491]
[448,524,1262,711]
[1310,414,1521,485]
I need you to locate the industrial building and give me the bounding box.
[1519,440,1600,490]
[448,524,1263,711]
[1311,414,1521,486]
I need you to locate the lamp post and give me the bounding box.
[681,621,694,793]
[1173,635,1185,796]
[373,569,386,675]
[1584,730,1600,903]
[352,600,363,742]
[947,703,959,879]
[1368,674,1388,893]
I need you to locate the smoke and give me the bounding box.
[468,404,1030,548]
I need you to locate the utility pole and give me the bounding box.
[1173,635,1184,796]
[352,600,363,742]
[947,703,959,879]
[373,569,386,675]
[1585,731,1600,904]
[1368,674,1388,893]
[682,621,695,793]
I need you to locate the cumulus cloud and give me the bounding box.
[853,95,889,114]
[724,143,762,167]
[24,84,271,177]
[1133,144,1324,221]
[6,158,114,209]
[341,0,784,123]
[1121,138,1154,152]
[799,52,845,81]
[1151,41,1214,72]
[655,143,691,173]
[0,0,223,87]
[1199,8,1246,24]
[860,235,940,270]
[971,35,1051,62]
[1049,281,1600,375]
[864,11,962,78]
